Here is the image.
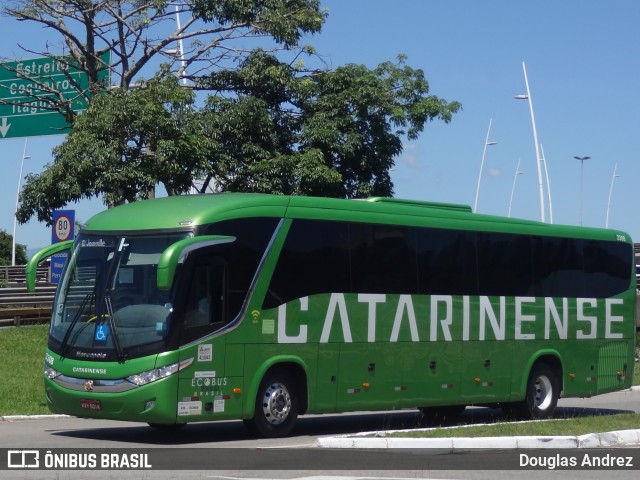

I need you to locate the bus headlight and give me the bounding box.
[45,364,61,379]
[126,357,193,386]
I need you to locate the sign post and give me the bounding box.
[50,210,75,284]
[0,52,110,139]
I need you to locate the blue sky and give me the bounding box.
[1,0,639,253]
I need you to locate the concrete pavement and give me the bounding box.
[3,386,640,450]
[315,386,640,449]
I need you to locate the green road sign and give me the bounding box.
[0,52,110,139]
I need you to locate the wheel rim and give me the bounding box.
[261,382,291,425]
[533,375,553,411]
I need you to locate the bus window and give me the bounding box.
[184,260,227,329]
[263,219,350,308]
[416,228,476,296]
[476,232,533,297]
[350,223,418,294]
[204,217,280,318]
[582,240,632,297]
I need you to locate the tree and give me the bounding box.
[7,1,461,224]
[194,51,461,198]
[17,71,215,223]
[0,230,27,266]
[1,1,325,120]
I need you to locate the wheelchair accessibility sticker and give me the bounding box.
[94,325,109,342]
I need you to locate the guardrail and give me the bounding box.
[0,265,50,286]
[0,284,56,326]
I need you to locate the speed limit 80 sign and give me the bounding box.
[50,210,75,284]
[51,210,75,243]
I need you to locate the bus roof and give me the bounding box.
[84,193,290,232]
[81,193,632,243]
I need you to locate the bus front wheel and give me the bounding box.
[504,362,560,420]
[245,368,299,438]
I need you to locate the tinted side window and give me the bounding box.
[264,218,632,308]
[583,240,632,297]
[184,260,227,328]
[532,237,585,297]
[477,232,533,296]
[416,228,477,295]
[204,218,279,316]
[263,220,350,308]
[350,224,418,294]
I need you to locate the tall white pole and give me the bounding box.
[521,62,546,223]
[508,159,522,218]
[574,156,590,226]
[473,118,496,213]
[606,163,619,229]
[540,144,553,224]
[175,5,187,85]
[12,139,29,266]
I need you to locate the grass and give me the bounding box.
[0,324,50,415]
[387,414,640,439]
[0,325,639,432]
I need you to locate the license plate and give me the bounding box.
[80,399,102,411]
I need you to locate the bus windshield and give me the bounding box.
[49,233,189,360]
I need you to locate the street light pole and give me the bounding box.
[605,163,619,229]
[574,155,591,226]
[174,5,187,86]
[12,139,31,266]
[508,159,523,217]
[540,144,553,224]
[515,61,545,223]
[473,118,497,213]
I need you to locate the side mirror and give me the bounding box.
[157,235,235,291]
[25,240,74,292]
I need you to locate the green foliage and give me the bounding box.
[17,73,215,223]
[192,0,326,47]
[11,1,461,223]
[0,229,27,265]
[196,52,461,198]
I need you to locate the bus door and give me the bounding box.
[173,250,239,421]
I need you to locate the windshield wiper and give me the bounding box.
[103,294,127,362]
[59,292,95,356]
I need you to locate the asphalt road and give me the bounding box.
[1,389,639,480]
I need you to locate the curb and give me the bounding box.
[1,414,69,422]
[315,429,640,450]
[4,386,640,449]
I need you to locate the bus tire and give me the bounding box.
[418,404,466,426]
[245,368,299,438]
[504,362,560,420]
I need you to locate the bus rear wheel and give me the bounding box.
[504,362,560,420]
[245,368,299,438]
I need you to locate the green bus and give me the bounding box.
[27,193,636,437]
